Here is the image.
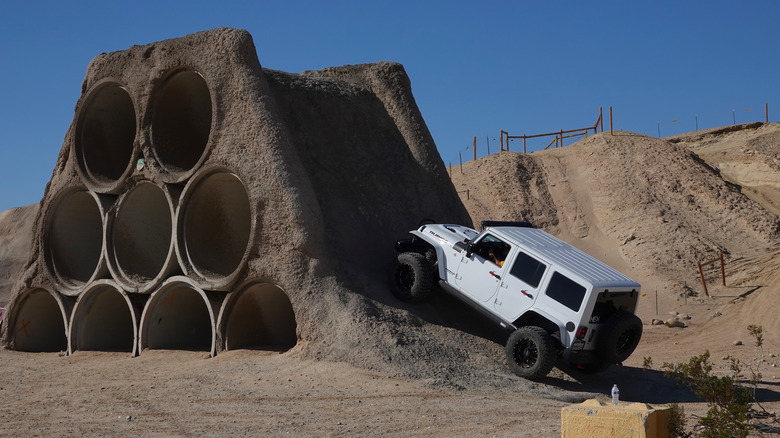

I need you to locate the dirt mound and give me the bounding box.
[0,204,37,306]
[1,28,560,392]
[669,122,780,216]
[451,130,780,313]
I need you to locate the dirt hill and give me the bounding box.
[450,127,780,317]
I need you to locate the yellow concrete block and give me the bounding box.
[561,399,671,438]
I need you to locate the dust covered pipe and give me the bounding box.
[139,277,219,355]
[74,81,137,194]
[68,280,141,356]
[150,69,213,182]
[7,288,70,352]
[43,188,110,294]
[176,167,252,290]
[106,181,177,293]
[218,280,297,352]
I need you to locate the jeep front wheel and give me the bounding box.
[390,252,433,302]
[505,326,557,380]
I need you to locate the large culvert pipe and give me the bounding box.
[43,188,112,295]
[175,167,253,290]
[74,80,137,194]
[106,181,179,293]
[68,280,145,356]
[150,69,213,182]
[138,276,223,356]
[217,279,297,353]
[6,287,72,352]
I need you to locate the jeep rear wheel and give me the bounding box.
[390,252,433,302]
[505,326,557,381]
[597,310,643,364]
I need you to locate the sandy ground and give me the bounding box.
[3,124,780,436]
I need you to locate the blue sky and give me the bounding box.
[1,1,778,212]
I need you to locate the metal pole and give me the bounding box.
[766,103,769,123]
[720,253,726,286]
[732,109,736,125]
[523,135,526,154]
[473,136,477,160]
[459,151,463,174]
[609,106,613,135]
[486,136,490,155]
[695,115,699,131]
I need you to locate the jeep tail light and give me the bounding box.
[575,326,588,340]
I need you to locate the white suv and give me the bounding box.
[391,221,643,380]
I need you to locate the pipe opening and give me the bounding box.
[180,170,251,281]
[224,283,297,351]
[143,284,212,351]
[75,83,136,187]
[45,190,104,288]
[10,289,67,352]
[70,284,134,353]
[110,182,173,283]
[151,70,212,176]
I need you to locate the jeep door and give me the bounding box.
[453,234,508,302]
[493,250,546,321]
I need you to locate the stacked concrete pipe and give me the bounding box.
[1,28,472,376]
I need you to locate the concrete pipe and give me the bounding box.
[68,280,146,356]
[106,181,179,293]
[217,279,297,353]
[176,167,253,290]
[43,188,112,295]
[150,69,213,183]
[6,287,71,352]
[138,276,223,356]
[74,80,137,194]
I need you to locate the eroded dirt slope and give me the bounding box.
[0,203,37,306]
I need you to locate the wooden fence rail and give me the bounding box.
[499,107,609,153]
[697,252,726,297]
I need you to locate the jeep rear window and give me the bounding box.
[509,252,546,288]
[545,272,586,312]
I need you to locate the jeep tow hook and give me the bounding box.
[489,271,501,279]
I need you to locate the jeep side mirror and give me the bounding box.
[465,242,475,258]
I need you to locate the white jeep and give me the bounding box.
[391,221,643,380]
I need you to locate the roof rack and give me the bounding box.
[480,220,534,230]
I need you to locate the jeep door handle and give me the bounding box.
[489,271,501,280]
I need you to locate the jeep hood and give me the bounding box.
[412,224,479,247]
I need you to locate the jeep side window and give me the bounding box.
[545,272,586,312]
[473,234,509,267]
[509,252,546,288]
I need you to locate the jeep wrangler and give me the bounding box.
[390,221,643,380]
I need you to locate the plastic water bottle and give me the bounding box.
[611,384,620,405]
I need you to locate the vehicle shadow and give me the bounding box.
[543,362,780,405]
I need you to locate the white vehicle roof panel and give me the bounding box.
[490,227,640,289]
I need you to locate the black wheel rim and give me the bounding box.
[394,264,415,292]
[615,329,637,354]
[513,338,538,368]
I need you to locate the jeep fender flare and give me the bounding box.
[409,230,449,280]
[512,309,567,346]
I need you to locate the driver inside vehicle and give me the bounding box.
[487,248,505,267]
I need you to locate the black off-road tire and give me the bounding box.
[390,252,434,302]
[597,310,643,364]
[505,326,558,381]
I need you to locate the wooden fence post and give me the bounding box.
[698,261,709,297]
